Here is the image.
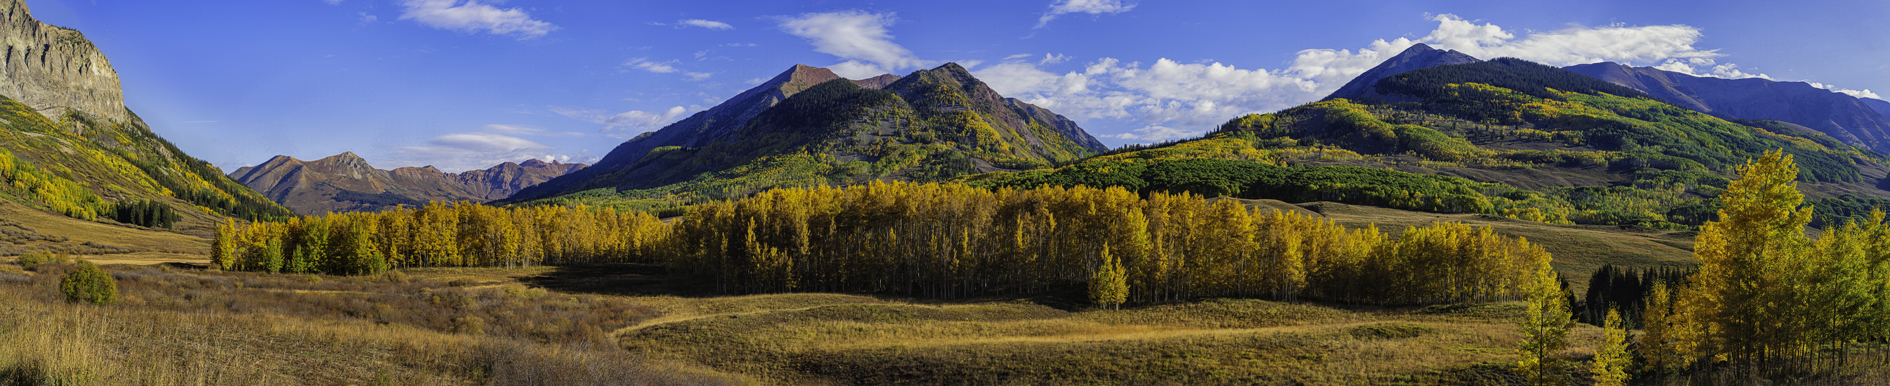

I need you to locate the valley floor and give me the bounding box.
[3,261,1616,385]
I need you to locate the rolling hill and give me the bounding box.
[504,63,1107,210]
[229,152,585,215]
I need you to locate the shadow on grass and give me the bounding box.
[519,263,1098,310]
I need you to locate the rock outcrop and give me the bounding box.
[0,0,126,124]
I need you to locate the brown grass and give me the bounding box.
[0,264,751,385]
[0,202,208,264]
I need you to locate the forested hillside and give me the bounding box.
[968,58,1890,230]
[504,63,1107,213]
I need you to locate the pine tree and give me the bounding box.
[1591,308,1631,386]
[1517,259,1572,385]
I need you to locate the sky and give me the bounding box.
[22,0,1890,172]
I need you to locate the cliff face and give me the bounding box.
[0,0,126,125]
[230,152,586,215]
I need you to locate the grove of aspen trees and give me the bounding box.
[1637,150,1890,374]
[218,181,1553,307]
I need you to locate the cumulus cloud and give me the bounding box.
[679,19,734,30]
[397,0,556,39]
[1036,0,1135,28]
[1808,82,1883,100]
[1040,53,1070,65]
[979,13,1860,143]
[779,11,930,78]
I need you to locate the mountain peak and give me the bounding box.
[1324,44,1481,101]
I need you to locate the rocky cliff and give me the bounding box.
[0,0,126,125]
[231,153,585,215]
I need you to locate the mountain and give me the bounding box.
[0,0,292,233]
[1323,43,1480,102]
[969,57,1890,230]
[229,152,584,215]
[505,63,1106,208]
[1862,98,1890,124]
[1564,62,1890,153]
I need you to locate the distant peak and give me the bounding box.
[520,159,549,167]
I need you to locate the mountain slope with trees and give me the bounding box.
[967,57,1890,231]
[504,63,1107,210]
[0,0,292,236]
[1566,61,1890,154]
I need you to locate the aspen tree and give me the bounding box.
[1089,244,1128,310]
[1592,308,1631,386]
[1517,259,1572,385]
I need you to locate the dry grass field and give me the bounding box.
[0,201,1728,384]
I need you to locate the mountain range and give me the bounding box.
[503,62,1108,208]
[229,152,583,215]
[1565,61,1890,153]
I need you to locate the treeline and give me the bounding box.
[109,199,179,229]
[214,201,667,275]
[664,182,1551,305]
[1637,151,1890,377]
[222,181,1557,307]
[1575,264,1691,329]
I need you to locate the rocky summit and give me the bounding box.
[230,152,584,215]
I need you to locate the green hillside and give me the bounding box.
[967,58,1890,230]
[512,63,1104,211]
[0,95,293,232]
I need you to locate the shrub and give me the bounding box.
[15,250,70,267]
[60,260,119,305]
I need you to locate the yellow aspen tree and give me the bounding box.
[1591,308,1631,386]
[1089,243,1128,310]
[1517,259,1572,386]
[211,219,236,270]
[1687,149,1812,363]
[1638,282,1679,373]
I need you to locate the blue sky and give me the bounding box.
[24,0,1890,172]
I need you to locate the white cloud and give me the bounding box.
[679,19,734,30]
[358,12,378,24]
[625,58,678,73]
[1108,125,1201,141]
[779,11,930,78]
[392,128,577,172]
[397,0,555,39]
[604,107,690,133]
[554,106,691,136]
[1004,53,1034,61]
[1040,53,1070,65]
[685,72,714,81]
[1809,82,1883,100]
[1037,0,1135,28]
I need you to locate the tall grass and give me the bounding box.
[0,265,750,385]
